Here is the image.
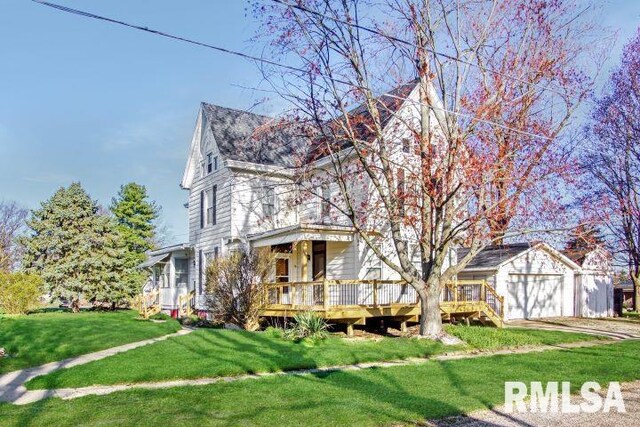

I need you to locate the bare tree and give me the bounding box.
[253,0,601,336]
[0,201,28,272]
[204,247,273,330]
[581,28,640,311]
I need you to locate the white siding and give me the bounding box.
[575,272,613,318]
[326,241,357,279]
[497,247,575,319]
[230,172,299,238]
[186,126,233,307]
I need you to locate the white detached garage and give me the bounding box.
[458,243,583,321]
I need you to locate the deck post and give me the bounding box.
[400,320,408,333]
[346,322,354,337]
[373,280,378,307]
[323,279,329,310]
[291,284,296,309]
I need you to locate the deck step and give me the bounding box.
[440,301,503,327]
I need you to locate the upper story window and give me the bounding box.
[262,186,275,218]
[397,168,406,216]
[200,185,217,228]
[320,184,331,219]
[402,138,410,153]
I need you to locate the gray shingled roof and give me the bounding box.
[201,103,310,167]
[458,243,531,270]
[201,81,418,167]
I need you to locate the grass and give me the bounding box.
[2,339,639,426]
[446,324,605,350]
[623,311,639,320]
[26,324,599,390]
[0,310,181,374]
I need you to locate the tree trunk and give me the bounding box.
[419,281,443,337]
[71,299,80,313]
[633,275,640,312]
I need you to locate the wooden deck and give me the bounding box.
[260,279,504,330]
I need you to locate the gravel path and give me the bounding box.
[0,328,193,405]
[430,380,640,426]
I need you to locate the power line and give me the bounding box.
[31,0,304,74]
[32,0,553,141]
[269,0,589,101]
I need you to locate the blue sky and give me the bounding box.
[1,0,639,242]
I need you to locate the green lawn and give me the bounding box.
[623,311,639,320]
[2,339,639,426]
[0,310,181,374]
[26,324,600,390]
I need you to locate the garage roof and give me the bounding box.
[458,243,531,270]
[459,242,582,272]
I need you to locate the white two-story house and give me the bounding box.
[142,81,613,324]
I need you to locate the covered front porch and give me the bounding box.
[250,225,504,334]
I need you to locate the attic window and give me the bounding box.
[206,153,214,174]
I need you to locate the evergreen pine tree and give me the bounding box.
[21,183,127,311]
[110,183,160,294]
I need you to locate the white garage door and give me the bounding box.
[507,275,563,319]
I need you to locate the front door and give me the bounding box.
[312,241,326,281]
[275,256,291,304]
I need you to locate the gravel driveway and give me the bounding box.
[507,317,640,339]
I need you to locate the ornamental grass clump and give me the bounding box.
[284,311,329,341]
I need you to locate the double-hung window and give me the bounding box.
[174,259,189,287]
[402,138,410,153]
[207,186,217,225]
[397,169,406,216]
[206,153,213,174]
[320,184,331,219]
[262,186,275,218]
[200,185,217,228]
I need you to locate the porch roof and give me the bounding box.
[139,253,170,269]
[248,223,355,248]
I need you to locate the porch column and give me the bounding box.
[300,241,309,281]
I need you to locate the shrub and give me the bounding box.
[284,311,329,341]
[0,272,43,315]
[149,312,172,321]
[263,326,284,339]
[204,247,272,331]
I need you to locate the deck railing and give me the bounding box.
[263,279,503,318]
[265,280,419,309]
[133,290,160,319]
[178,290,196,318]
[440,280,504,318]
